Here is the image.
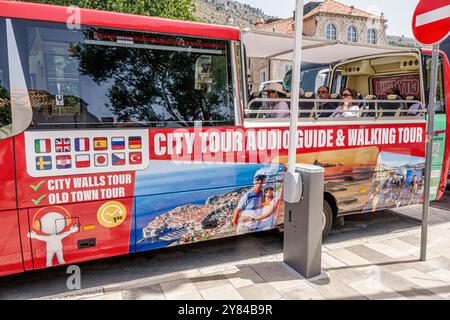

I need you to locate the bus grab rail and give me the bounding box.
[245,98,426,119]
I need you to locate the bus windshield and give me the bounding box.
[1,18,235,129]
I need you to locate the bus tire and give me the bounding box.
[322,200,333,239]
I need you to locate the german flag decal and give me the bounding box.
[129,136,142,149]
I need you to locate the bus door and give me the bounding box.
[422,52,448,200]
[0,18,30,276]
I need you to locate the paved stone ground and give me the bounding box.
[1,198,450,300]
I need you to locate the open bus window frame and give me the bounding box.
[423,54,446,114]
[0,18,13,139]
[4,18,237,131]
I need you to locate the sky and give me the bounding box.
[237,0,416,38]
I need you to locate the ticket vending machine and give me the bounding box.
[283,164,324,278]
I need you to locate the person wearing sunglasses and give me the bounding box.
[260,83,290,118]
[330,88,360,118]
[316,86,337,118]
[232,172,267,234]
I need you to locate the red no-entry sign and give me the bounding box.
[412,0,450,45]
[412,0,450,262]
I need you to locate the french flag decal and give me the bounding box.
[75,138,90,152]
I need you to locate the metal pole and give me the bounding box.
[287,0,304,174]
[421,43,440,261]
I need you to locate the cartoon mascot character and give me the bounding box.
[28,206,78,267]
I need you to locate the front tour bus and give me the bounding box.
[0,1,448,277]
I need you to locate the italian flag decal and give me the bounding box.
[34,139,51,153]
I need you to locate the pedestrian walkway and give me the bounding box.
[39,204,450,300]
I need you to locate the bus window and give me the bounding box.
[0,19,12,139]
[282,64,329,94]
[7,19,235,129]
[424,55,446,113]
[331,69,347,95]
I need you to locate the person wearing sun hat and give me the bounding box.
[261,82,290,119]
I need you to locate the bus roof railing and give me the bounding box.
[245,98,426,120]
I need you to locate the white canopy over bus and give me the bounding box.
[243,29,412,64]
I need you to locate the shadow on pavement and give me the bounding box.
[0,203,447,300]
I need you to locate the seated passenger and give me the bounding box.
[316,86,337,118]
[330,88,360,118]
[382,87,406,116]
[260,83,290,119]
[386,87,404,99]
[406,96,424,117]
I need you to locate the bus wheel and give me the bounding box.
[322,200,333,239]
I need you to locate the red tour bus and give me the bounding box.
[0,1,448,277]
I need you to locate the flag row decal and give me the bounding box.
[35,136,142,154]
[32,136,143,171]
[35,152,143,170]
[26,130,149,178]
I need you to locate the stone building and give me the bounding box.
[302,0,388,45]
[248,0,389,95]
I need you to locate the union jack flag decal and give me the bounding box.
[55,138,71,153]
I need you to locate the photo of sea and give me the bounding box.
[134,161,284,251]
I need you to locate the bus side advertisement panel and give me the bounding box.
[11,122,427,267]
[135,123,426,251]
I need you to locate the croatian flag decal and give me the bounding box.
[56,155,72,169]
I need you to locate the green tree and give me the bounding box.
[0,85,11,127]
[19,0,197,21]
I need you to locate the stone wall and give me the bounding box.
[313,13,388,46]
[247,58,292,95]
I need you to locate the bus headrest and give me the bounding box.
[387,94,399,100]
[405,96,416,101]
[330,93,340,99]
[304,92,314,98]
[365,95,376,100]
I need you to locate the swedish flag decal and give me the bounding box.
[36,156,52,171]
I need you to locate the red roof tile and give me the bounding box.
[256,17,295,34]
[304,0,376,20]
[255,0,380,35]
